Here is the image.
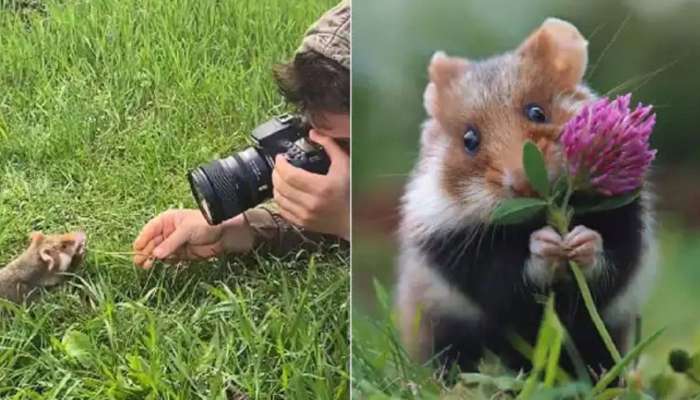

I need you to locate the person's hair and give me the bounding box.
[273,50,349,118]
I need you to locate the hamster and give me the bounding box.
[396,18,656,377]
[0,231,87,304]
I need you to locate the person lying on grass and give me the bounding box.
[132,1,350,268]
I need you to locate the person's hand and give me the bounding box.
[132,209,255,269]
[271,130,350,240]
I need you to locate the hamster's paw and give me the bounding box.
[529,226,565,262]
[526,226,566,286]
[564,225,603,271]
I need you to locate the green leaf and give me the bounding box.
[62,330,94,364]
[574,190,641,215]
[491,198,547,225]
[523,141,550,198]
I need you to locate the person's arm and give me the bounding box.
[131,202,343,269]
[243,202,342,256]
[133,209,256,269]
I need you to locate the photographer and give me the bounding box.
[132,1,350,268]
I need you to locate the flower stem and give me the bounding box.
[561,177,575,211]
[547,187,624,366]
[569,260,623,364]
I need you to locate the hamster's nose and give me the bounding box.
[507,170,536,197]
[73,232,87,247]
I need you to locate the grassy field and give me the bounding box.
[0,1,349,398]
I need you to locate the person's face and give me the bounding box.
[310,112,350,139]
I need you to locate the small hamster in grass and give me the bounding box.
[396,18,656,376]
[0,231,86,304]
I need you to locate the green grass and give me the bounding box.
[0,1,348,398]
[352,223,700,399]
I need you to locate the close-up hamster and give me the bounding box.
[0,231,87,304]
[396,18,655,376]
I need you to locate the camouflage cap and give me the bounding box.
[297,0,350,69]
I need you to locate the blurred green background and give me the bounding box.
[352,0,700,382]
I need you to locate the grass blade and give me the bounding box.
[592,327,666,394]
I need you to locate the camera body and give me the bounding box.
[188,114,330,225]
[251,114,330,175]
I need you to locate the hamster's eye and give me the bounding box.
[463,127,480,155]
[525,104,547,123]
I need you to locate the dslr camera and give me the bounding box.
[188,114,330,225]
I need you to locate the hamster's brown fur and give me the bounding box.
[0,231,86,304]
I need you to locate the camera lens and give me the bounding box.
[187,147,273,225]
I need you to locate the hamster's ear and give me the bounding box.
[425,51,468,116]
[423,82,438,117]
[518,18,588,89]
[428,51,469,87]
[29,231,45,245]
[40,248,57,272]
